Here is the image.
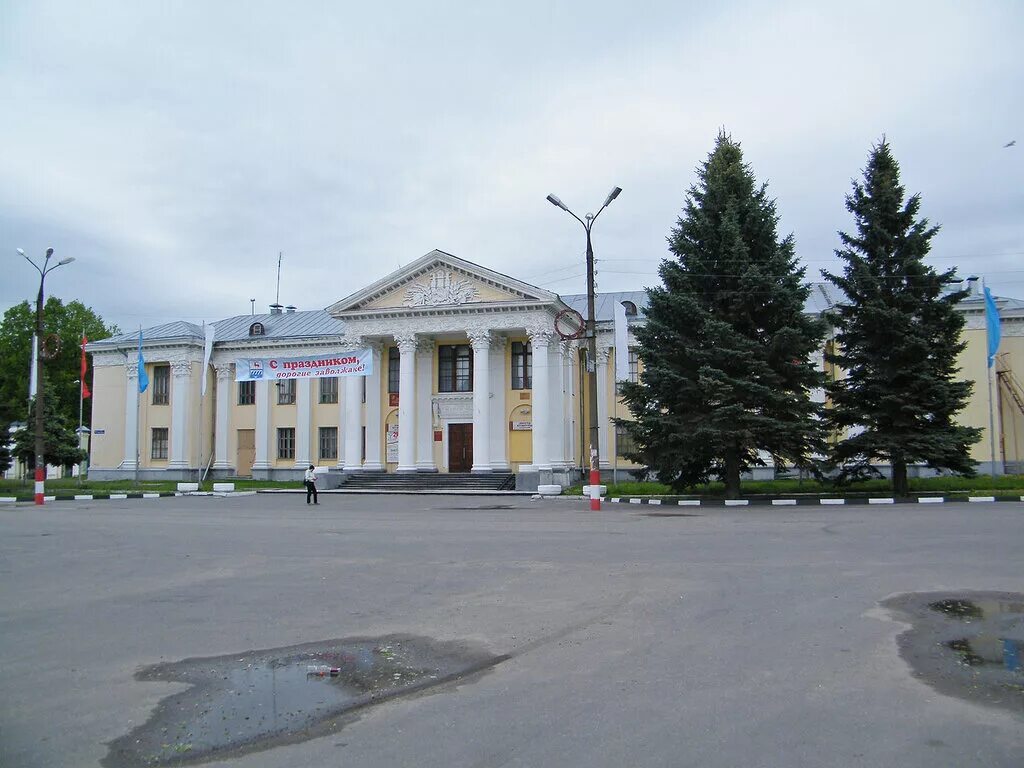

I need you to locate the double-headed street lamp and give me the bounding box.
[18,247,75,505]
[546,186,621,510]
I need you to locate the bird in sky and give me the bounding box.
[1004,140,1016,147]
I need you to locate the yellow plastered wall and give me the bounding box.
[89,365,126,469]
[228,379,256,470]
[270,383,297,467]
[139,363,171,468]
[311,377,341,465]
[996,336,1024,468]
[957,327,1000,463]
[609,347,642,469]
[506,337,532,468]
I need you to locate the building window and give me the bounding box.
[238,380,256,405]
[151,427,168,460]
[319,427,338,461]
[616,427,638,458]
[438,344,473,392]
[152,365,170,405]
[621,300,638,317]
[249,322,265,336]
[388,347,400,394]
[277,427,295,460]
[319,377,338,404]
[277,379,296,405]
[511,341,532,389]
[361,376,366,404]
[629,349,639,384]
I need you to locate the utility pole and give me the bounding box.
[545,187,622,510]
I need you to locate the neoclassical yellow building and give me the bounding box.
[86,251,1024,488]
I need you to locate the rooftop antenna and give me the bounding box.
[275,251,283,306]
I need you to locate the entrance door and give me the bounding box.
[236,429,255,477]
[448,423,473,472]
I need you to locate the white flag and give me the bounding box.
[200,322,216,395]
[613,300,629,382]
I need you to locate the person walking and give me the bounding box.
[304,464,319,505]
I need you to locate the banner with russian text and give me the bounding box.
[235,350,374,381]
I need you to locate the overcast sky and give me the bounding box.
[2,1,1021,332]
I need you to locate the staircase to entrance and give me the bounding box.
[339,472,516,491]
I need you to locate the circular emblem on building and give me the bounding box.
[554,308,585,340]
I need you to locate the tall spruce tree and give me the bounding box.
[823,140,981,495]
[618,132,826,497]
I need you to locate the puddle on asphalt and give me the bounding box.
[103,634,506,767]
[883,592,1023,716]
[642,512,701,518]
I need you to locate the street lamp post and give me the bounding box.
[18,247,75,505]
[545,187,621,510]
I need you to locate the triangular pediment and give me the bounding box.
[327,250,557,315]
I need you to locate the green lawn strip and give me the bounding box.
[564,475,1024,498]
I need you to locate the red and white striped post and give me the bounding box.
[589,464,601,511]
[34,466,45,506]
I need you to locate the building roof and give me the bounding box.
[102,320,204,344]
[212,310,346,342]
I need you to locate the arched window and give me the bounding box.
[621,300,637,316]
[249,322,265,337]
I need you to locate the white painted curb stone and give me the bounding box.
[772,499,797,505]
[213,482,236,492]
[176,482,199,492]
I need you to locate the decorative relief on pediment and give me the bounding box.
[403,270,480,307]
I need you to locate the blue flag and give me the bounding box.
[984,286,1001,368]
[137,329,149,393]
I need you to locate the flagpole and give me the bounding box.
[135,325,141,489]
[78,330,85,486]
[983,278,998,477]
[197,321,204,484]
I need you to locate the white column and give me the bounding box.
[529,329,553,470]
[293,377,311,468]
[251,380,271,470]
[469,329,492,472]
[343,375,362,470]
[415,339,436,471]
[363,343,384,470]
[596,346,612,469]
[168,360,192,469]
[549,335,567,469]
[212,363,233,469]
[395,335,418,471]
[121,363,139,469]
[489,336,509,471]
[561,340,576,468]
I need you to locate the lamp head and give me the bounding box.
[45,247,54,258]
[546,194,567,211]
[603,187,622,206]
[57,256,75,266]
[16,248,26,256]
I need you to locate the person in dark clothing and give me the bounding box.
[304,464,318,504]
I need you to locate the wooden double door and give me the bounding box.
[448,423,473,472]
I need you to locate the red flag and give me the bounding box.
[81,335,91,399]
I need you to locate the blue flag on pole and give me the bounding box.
[137,329,149,393]
[984,286,1001,368]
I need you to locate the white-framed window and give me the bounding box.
[319,377,338,404]
[277,427,295,460]
[277,379,296,405]
[151,427,168,459]
[319,427,338,460]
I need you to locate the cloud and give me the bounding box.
[2,0,1022,329]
